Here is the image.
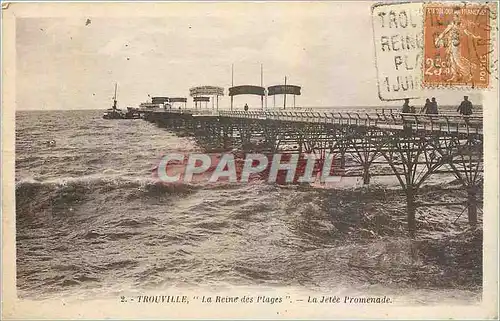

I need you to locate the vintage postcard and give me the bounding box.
[2,1,499,319]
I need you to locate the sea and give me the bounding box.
[15,109,482,304]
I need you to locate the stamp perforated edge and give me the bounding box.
[421,1,498,91]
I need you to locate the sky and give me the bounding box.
[15,2,481,110]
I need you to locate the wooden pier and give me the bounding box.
[141,108,483,238]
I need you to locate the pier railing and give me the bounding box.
[143,108,482,134]
[216,110,482,134]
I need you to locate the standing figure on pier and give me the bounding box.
[430,97,439,114]
[244,103,249,111]
[457,95,473,115]
[421,98,432,114]
[402,98,411,113]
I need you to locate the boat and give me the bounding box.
[103,83,125,119]
[103,108,125,119]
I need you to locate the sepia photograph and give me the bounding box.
[2,1,499,319]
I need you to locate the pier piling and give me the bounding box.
[141,108,483,237]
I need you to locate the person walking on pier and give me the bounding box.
[421,98,432,114]
[244,103,249,111]
[430,97,439,114]
[402,98,411,113]
[457,96,473,115]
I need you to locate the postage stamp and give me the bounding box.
[423,2,495,88]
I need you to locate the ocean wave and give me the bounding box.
[16,175,198,191]
[15,176,203,219]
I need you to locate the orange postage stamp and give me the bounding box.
[423,2,494,88]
